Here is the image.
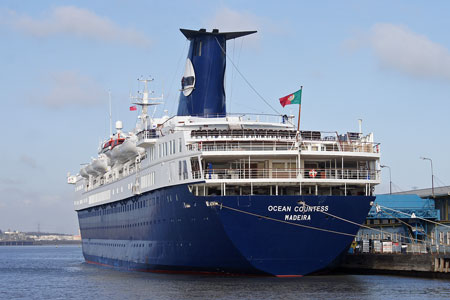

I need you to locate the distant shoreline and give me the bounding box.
[0,240,81,246]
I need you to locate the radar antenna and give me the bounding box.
[130,77,164,130]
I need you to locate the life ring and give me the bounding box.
[309,169,317,178]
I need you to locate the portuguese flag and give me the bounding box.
[279,89,302,107]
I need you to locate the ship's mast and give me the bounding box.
[108,90,112,138]
[131,77,163,130]
[140,78,151,116]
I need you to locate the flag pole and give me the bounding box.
[297,86,303,131]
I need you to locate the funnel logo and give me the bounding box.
[181,58,195,96]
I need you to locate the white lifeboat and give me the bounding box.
[80,163,101,178]
[85,163,101,176]
[80,166,89,179]
[91,154,110,174]
[110,134,145,165]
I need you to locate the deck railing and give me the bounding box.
[197,168,379,181]
[187,141,380,154]
[301,141,380,154]
[137,129,159,141]
[188,141,296,152]
[190,130,297,140]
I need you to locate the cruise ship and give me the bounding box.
[67,28,381,276]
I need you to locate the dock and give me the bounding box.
[339,192,450,278]
[339,252,450,278]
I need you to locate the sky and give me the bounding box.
[1,0,450,234]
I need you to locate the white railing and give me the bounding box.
[196,168,380,181]
[137,129,159,141]
[187,140,380,154]
[188,141,296,152]
[190,131,297,141]
[301,141,380,154]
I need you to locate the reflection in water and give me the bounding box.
[0,246,449,300]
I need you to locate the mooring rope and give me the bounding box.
[212,202,356,237]
[377,204,450,230]
[210,201,433,247]
[305,202,433,246]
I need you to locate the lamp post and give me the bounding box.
[380,165,392,194]
[420,157,434,198]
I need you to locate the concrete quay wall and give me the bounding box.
[339,253,450,278]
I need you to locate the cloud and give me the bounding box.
[37,70,106,108]
[19,154,38,169]
[4,6,151,47]
[0,178,22,186]
[206,7,263,46]
[347,23,450,81]
[207,7,261,32]
[0,186,77,233]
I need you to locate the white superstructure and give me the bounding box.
[68,79,381,212]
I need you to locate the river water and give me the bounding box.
[0,245,448,300]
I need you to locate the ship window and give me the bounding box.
[182,76,195,90]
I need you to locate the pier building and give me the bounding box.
[394,186,450,222]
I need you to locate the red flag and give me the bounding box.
[129,105,137,111]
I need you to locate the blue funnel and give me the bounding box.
[177,28,256,117]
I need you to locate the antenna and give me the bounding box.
[108,90,112,137]
[161,80,165,107]
[130,77,164,129]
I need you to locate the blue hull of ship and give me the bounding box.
[78,184,373,276]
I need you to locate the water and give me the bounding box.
[0,246,448,300]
